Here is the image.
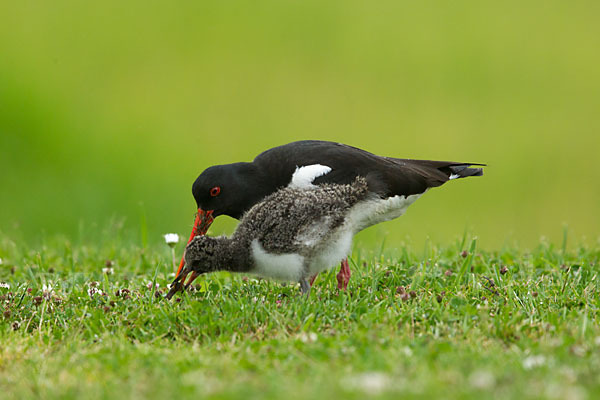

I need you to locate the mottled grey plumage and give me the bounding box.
[166,177,371,298]
[235,176,370,254]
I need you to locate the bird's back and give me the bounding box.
[253,140,484,198]
[233,177,371,255]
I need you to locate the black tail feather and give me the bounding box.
[448,164,485,179]
[364,171,390,197]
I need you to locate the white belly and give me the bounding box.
[307,229,354,276]
[345,193,423,233]
[249,231,354,282]
[250,239,305,281]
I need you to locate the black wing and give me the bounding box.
[253,140,484,197]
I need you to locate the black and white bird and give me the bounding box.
[176,140,484,291]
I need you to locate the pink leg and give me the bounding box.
[336,258,351,290]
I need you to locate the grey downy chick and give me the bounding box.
[166,176,382,299]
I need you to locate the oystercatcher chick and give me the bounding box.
[178,140,484,290]
[167,176,386,298]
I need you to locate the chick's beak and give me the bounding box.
[175,208,214,276]
[166,266,203,300]
[166,267,188,300]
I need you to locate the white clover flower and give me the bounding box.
[42,283,55,299]
[0,282,10,289]
[102,267,114,275]
[469,370,495,389]
[146,281,159,290]
[163,233,180,247]
[298,332,318,343]
[523,355,546,369]
[343,372,391,395]
[87,286,104,297]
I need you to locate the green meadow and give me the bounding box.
[1,235,599,399]
[1,1,599,399]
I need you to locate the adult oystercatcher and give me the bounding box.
[177,140,483,290]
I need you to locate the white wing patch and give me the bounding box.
[288,164,332,189]
[449,173,460,180]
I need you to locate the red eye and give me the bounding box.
[210,186,221,197]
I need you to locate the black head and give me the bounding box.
[174,162,272,280]
[191,162,269,219]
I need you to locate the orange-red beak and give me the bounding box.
[176,208,215,276]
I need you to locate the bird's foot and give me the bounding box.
[299,278,311,296]
[336,258,351,290]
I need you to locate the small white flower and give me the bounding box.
[102,267,114,275]
[87,287,104,297]
[469,370,495,389]
[146,281,159,290]
[344,372,391,395]
[299,332,318,343]
[164,233,180,247]
[42,283,54,299]
[523,355,546,369]
[0,282,9,289]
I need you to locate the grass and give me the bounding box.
[0,232,599,399]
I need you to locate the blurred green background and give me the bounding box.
[1,1,598,249]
